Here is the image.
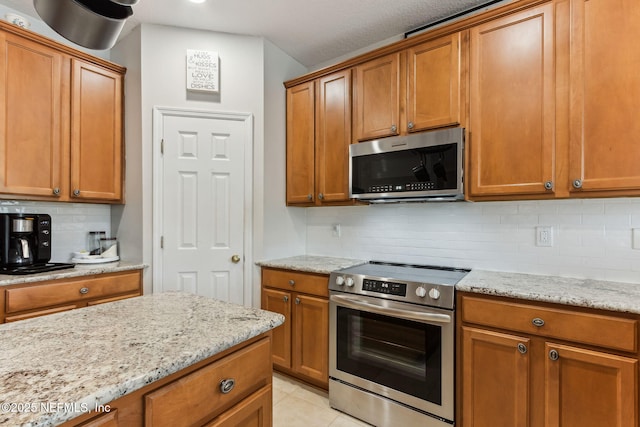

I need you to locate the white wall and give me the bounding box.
[305,198,640,283]
[257,40,308,303]
[111,24,267,298]
[111,27,143,267]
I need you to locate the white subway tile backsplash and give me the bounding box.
[305,198,640,283]
[0,201,111,263]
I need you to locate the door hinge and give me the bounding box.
[160,236,164,249]
[161,139,164,155]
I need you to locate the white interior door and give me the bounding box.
[153,108,252,305]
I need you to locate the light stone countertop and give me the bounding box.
[0,261,146,287]
[257,256,640,314]
[457,269,640,314]
[0,291,285,427]
[256,255,367,275]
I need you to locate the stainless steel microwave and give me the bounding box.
[349,127,465,203]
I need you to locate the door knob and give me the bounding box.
[231,255,241,263]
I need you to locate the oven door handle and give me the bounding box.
[330,294,451,324]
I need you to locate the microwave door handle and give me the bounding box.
[330,294,451,324]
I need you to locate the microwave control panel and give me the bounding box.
[362,279,407,297]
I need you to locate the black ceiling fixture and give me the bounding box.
[33,0,138,50]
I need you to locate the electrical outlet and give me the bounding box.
[536,226,553,247]
[332,224,341,238]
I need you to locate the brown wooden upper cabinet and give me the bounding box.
[467,3,555,198]
[0,23,125,204]
[568,0,640,196]
[286,70,352,206]
[71,59,123,202]
[353,32,463,142]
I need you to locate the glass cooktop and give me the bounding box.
[0,263,76,275]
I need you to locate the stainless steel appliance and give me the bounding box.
[329,261,470,426]
[0,214,74,275]
[349,127,465,203]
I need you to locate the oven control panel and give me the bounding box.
[362,279,407,297]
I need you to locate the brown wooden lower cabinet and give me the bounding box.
[458,292,639,427]
[60,335,273,427]
[1,269,142,323]
[261,268,329,389]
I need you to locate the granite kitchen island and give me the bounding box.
[0,292,284,427]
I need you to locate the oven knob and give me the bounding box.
[335,276,345,286]
[345,277,354,287]
[415,286,427,298]
[429,288,441,300]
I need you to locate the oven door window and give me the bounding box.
[336,306,442,404]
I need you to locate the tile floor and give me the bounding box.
[272,373,371,427]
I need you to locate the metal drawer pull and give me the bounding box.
[219,378,235,394]
[283,296,289,302]
[549,349,559,361]
[517,343,527,354]
[288,279,295,286]
[79,287,89,295]
[532,317,545,327]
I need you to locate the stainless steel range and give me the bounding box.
[328,261,470,427]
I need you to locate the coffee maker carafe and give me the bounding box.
[0,213,52,267]
[8,217,35,266]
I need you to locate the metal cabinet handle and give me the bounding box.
[544,181,553,190]
[318,193,324,200]
[231,255,240,263]
[52,187,61,195]
[79,287,89,295]
[532,317,545,327]
[295,297,301,305]
[549,349,559,361]
[390,124,397,133]
[307,194,313,200]
[73,189,81,197]
[288,279,295,286]
[283,296,289,302]
[572,179,583,189]
[407,121,414,130]
[219,378,235,394]
[517,343,527,354]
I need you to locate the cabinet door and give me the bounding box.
[461,326,530,427]
[468,4,555,197]
[316,70,351,203]
[292,294,328,386]
[315,70,352,203]
[286,81,315,204]
[75,410,119,427]
[354,53,400,141]
[205,386,271,427]
[407,33,461,132]
[545,342,637,427]
[70,58,123,202]
[261,288,292,369]
[0,31,64,198]
[568,0,640,194]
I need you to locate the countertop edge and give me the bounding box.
[0,262,147,287]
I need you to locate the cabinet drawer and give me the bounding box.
[145,337,271,427]
[461,296,638,352]
[5,271,141,313]
[262,268,328,297]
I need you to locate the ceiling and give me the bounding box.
[2,0,505,68]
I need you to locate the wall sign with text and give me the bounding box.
[186,50,219,93]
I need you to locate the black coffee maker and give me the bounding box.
[0,214,74,274]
